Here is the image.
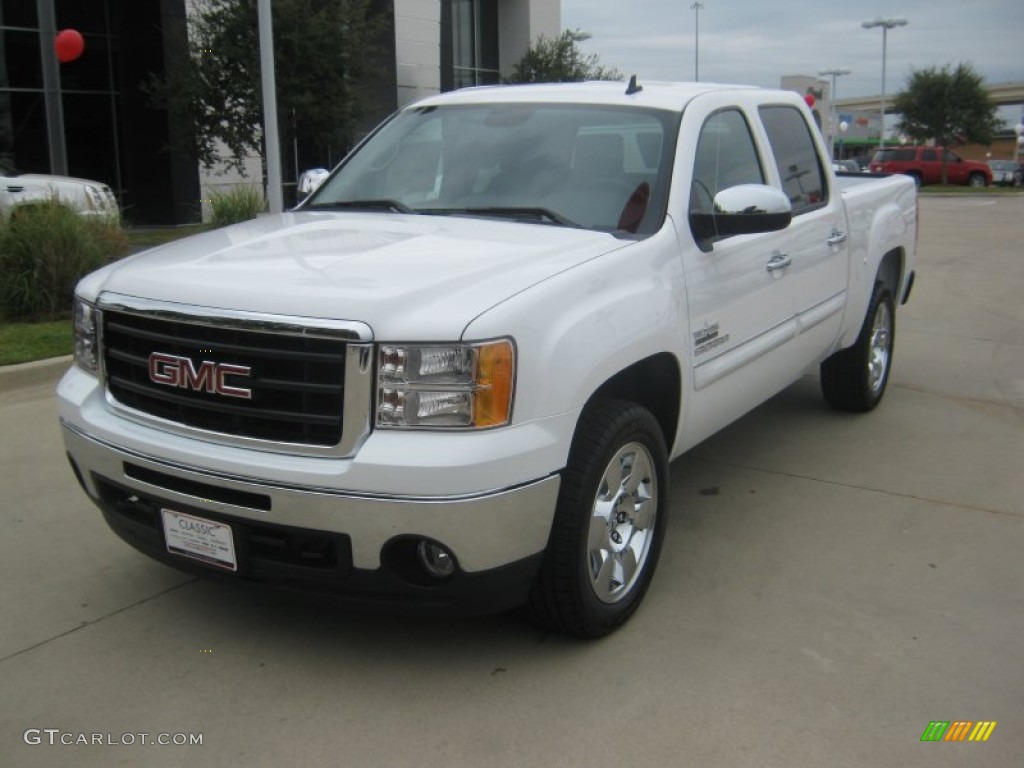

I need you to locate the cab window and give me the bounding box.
[690,109,764,217]
[759,105,827,215]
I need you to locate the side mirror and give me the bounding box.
[690,184,792,243]
[298,168,330,197]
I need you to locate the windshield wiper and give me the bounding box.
[420,206,580,228]
[304,199,416,214]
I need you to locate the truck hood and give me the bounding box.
[85,211,629,339]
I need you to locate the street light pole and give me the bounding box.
[691,2,704,82]
[861,17,908,150]
[258,0,283,213]
[819,67,851,160]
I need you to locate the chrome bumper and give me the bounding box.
[61,421,560,573]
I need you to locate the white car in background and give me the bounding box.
[297,167,330,198]
[1,160,119,221]
[831,159,861,174]
[987,159,1021,187]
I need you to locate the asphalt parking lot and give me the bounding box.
[1,195,1022,767]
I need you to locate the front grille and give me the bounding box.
[103,310,345,446]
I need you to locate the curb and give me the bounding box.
[0,355,72,393]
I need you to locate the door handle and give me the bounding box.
[766,253,792,272]
[827,229,848,246]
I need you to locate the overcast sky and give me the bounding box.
[562,0,1023,114]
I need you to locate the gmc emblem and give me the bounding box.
[148,352,253,400]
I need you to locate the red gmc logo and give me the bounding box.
[148,352,252,400]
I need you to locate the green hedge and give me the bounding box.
[210,186,266,227]
[0,202,129,320]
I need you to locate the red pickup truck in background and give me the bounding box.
[870,146,992,187]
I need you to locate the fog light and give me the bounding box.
[417,540,456,579]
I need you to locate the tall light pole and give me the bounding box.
[257,0,283,213]
[861,17,908,149]
[691,2,704,82]
[819,68,851,160]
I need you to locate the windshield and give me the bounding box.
[305,103,678,235]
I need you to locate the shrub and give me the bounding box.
[0,202,129,320]
[209,186,266,227]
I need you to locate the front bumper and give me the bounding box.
[61,422,560,615]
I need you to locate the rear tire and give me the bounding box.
[821,283,895,412]
[527,398,668,638]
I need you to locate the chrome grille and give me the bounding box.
[103,310,346,446]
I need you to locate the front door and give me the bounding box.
[677,102,800,444]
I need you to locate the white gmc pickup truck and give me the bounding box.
[59,81,916,637]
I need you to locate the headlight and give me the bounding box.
[73,297,100,374]
[82,185,117,216]
[84,185,104,211]
[377,339,515,429]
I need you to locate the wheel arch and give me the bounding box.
[877,247,904,298]
[589,352,682,455]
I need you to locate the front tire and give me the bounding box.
[527,398,668,638]
[968,172,986,188]
[821,283,895,412]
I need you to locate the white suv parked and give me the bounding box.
[1,160,119,221]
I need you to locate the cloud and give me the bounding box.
[563,0,1024,98]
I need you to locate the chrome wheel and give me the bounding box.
[820,283,895,412]
[587,441,658,604]
[528,398,668,637]
[867,300,892,395]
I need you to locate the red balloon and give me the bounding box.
[55,29,85,63]
[804,93,816,108]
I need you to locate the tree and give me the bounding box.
[505,29,622,84]
[146,0,387,176]
[893,62,1003,184]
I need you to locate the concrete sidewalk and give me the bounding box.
[0,356,70,393]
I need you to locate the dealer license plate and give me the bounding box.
[161,508,237,571]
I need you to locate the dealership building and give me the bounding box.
[0,0,559,224]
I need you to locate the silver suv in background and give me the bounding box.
[1,160,119,221]
[987,159,1022,187]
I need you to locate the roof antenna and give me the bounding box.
[625,75,643,95]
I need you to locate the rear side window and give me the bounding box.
[759,105,827,215]
[873,148,915,162]
[921,150,938,161]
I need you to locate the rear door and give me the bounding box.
[920,148,942,184]
[943,150,968,184]
[756,104,849,363]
